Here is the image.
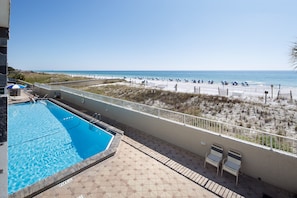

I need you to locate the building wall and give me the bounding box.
[36,88,297,193]
[0,0,10,28]
[0,0,10,197]
[0,97,7,197]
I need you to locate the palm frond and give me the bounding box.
[292,42,297,69]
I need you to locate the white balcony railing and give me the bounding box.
[35,84,297,155]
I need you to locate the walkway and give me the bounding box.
[35,128,292,198]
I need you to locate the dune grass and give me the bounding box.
[84,84,243,117]
[9,71,91,84]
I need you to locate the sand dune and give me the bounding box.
[88,77,297,139]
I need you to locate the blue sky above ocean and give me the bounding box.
[8,0,297,71]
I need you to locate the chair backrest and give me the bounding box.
[227,150,242,166]
[210,144,223,158]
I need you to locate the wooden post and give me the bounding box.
[264,91,268,104]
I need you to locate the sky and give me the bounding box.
[7,0,297,71]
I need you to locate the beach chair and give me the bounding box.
[221,150,242,185]
[204,144,223,175]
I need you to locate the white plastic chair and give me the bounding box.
[221,150,242,185]
[204,144,223,175]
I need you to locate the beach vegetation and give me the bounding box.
[246,123,252,128]
[232,131,292,153]
[235,134,254,142]
[256,135,292,153]
[9,72,25,81]
[8,67,25,81]
[238,122,243,127]
[14,71,91,84]
[8,66,16,72]
[277,129,286,136]
[264,117,272,123]
[184,107,201,116]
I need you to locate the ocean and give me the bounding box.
[42,70,297,88]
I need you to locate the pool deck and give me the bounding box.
[7,89,33,104]
[34,128,293,198]
[7,94,295,197]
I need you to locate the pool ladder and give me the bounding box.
[90,113,101,124]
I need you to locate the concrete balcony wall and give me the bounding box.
[37,88,297,193]
[0,142,7,196]
[0,1,9,196]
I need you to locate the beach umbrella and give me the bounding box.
[6,84,26,89]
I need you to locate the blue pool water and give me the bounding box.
[8,100,113,194]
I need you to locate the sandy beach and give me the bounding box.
[70,73,296,102]
[129,78,296,103]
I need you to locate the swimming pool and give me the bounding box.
[8,100,114,195]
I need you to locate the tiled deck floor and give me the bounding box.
[35,129,293,198]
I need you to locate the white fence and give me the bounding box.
[142,81,296,101]
[35,83,297,155]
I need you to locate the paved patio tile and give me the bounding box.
[34,128,293,198]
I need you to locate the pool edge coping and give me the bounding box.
[9,99,123,198]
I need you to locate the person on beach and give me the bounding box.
[175,84,177,92]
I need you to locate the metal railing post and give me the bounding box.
[219,123,222,135]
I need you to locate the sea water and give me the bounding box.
[41,70,297,87]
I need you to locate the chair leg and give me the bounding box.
[216,167,219,175]
[236,175,238,186]
[221,168,223,176]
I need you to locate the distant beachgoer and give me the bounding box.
[175,84,177,92]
